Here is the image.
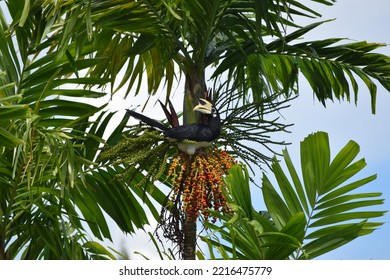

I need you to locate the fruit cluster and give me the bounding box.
[168,149,236,222]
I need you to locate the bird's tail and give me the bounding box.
[126,109,168,131]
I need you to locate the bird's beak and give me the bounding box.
[193,98,213,114]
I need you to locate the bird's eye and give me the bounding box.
[198,99,207,105]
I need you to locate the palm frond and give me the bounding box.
[202,132,385,260]
[0,1,160,259]
[212,19,390,113]
[263,132,385,259]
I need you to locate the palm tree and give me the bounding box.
[0,0,165,259]
[0,0,389,259]
[202,132,385,259]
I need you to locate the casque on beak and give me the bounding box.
[193,98,213,114]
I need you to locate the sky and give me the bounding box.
[100,0,390,260]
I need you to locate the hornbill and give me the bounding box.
[126,98,220,155]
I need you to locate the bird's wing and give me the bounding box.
[163,124,214,142]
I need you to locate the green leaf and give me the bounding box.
[126,34,156,56]
[283,148,310,215]
[0,127,25,148]
[263,212,306,259]
[83,241,117,260]
[263,131,385,259]
[0,105,30,120]
[224,164,253,219]
[262,175,292,229]
[310,212,384,228]
[271,156,303,214]
[312,200,384,219]
[301,222,366,259]
[316,192,382,209]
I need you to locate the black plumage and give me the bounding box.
[126,99,220,154]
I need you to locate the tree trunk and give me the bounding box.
[182,220,197,260]
[184,64,206,124]
[181,63,205,260]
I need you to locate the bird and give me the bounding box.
[126,98,220,155]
